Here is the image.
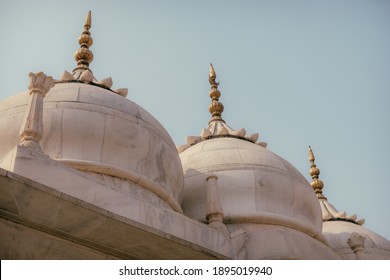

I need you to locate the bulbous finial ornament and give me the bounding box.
[58,11,128,95]
[208,63,224,123]
[177,64,266,152]
[308,146,325,198]
[73,11,94,73]
[307,146,364,225]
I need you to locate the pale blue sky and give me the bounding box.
[0,0,389,240]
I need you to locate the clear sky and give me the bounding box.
[0,0,389,240]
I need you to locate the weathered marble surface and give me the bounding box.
[0,82,233,259]
[0,149,233,259]
[229,224,340,259]
[0,218,119,259]
[180,138,322,232]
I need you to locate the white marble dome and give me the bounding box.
[323,221,390,259]
[180,137,322,234]
[0,82,184,209]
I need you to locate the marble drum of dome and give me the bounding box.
[180,137,322,235]
[0,82,184,208]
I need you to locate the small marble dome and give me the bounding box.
[0,11,184,212]
[308,147,390,259]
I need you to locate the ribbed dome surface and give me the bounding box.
[180,137,322,233]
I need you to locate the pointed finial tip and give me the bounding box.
[308,145,315,161]
[208,63,223,122]
[85,10,92,28]
[307,145,326,199]
[209,63,216,79]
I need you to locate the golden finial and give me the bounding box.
[308,146,326,199]
[73,11,94,73]
[208,63,224,123]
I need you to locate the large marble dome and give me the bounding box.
[0,82,184,209]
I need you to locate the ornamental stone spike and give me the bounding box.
[19,72,54,152]
[73,10,94,74]
[308,146,326,199]
[208,63,225,124]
